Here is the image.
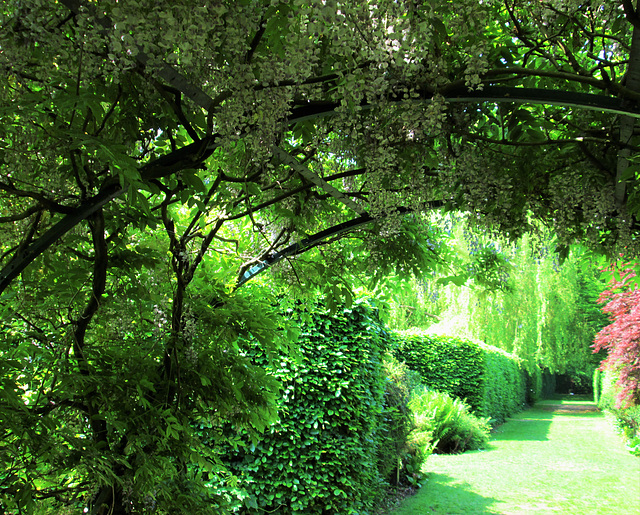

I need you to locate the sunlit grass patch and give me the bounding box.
[392,397,640,515]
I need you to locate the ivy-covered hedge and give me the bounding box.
[220,302,393,513]
[395,331,526,424]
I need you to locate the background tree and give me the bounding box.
[386,214,609,375]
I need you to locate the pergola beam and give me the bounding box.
[273,147,366,216]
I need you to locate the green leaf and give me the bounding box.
[245,182,262,195]
[182,171,207,193]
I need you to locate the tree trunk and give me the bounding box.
[91,483,127,515]
[616,3,640,210]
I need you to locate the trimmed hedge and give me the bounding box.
[395,331,526,424]
[219,302,395,514]
[478,343,526,424]
[395,332,484,411]
[594,368,617,409]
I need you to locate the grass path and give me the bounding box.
[392,396,640,514]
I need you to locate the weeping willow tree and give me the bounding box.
[468,238,607,372]
[388,216,609,373]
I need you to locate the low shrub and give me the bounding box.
[409,388,491,454]
[404,429,432,479]
[594,368,640,456]
[613,406,640,457]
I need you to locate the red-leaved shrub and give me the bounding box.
[593,266,640,408]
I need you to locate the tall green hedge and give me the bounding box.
[395,332,485,411]
[593,368,617,409]
[219,302,392,514]
[395,331,526,424]
[478,343,526,423]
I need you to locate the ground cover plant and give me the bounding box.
[409,388,491,454]
[392,396,640,515]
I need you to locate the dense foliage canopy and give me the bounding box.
[1,0,639,513]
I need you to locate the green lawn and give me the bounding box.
[391,396,640,514]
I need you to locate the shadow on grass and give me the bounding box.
[491,409,553,442]
[392,473,499,514]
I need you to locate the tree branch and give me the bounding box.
[0,182,76,214]
[151,80,201,142]
[70,208,109,450]
[73,210,107,351]
[225,168,367,221]
[622,0,640,29]
[93,84,122,137]
[0,205,41,223]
